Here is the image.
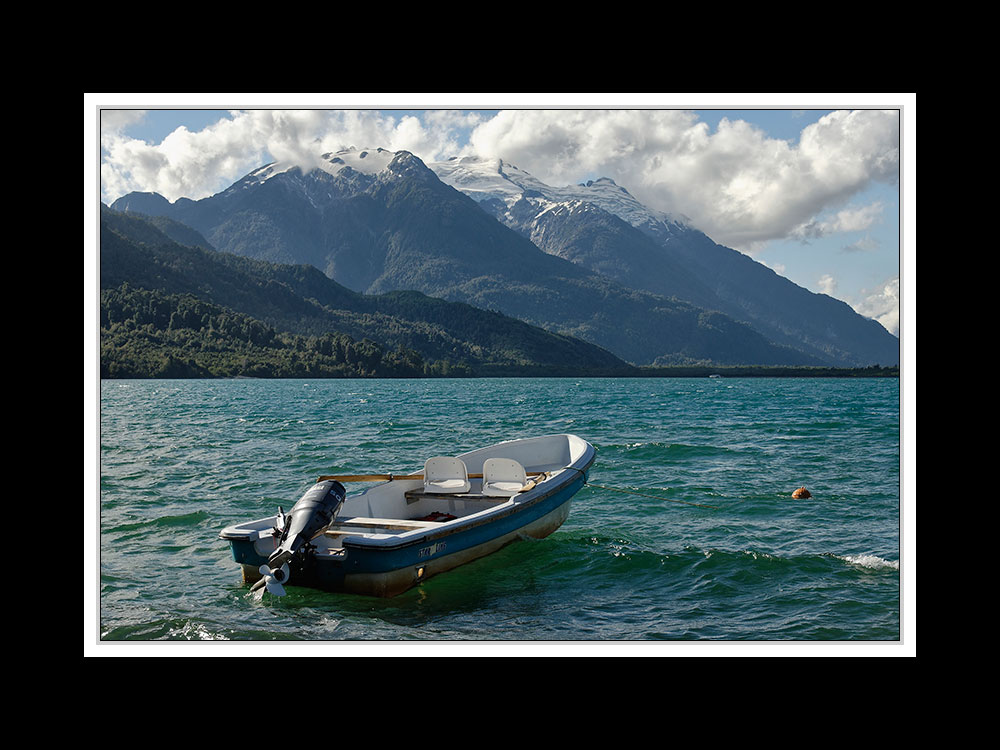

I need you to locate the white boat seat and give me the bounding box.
[423,456,471,494]
[482,457,529,496]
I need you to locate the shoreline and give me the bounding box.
[99,365,900,381]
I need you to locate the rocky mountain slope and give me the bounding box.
[432,155,899,367]
[99,205,633,376]
[109,148,881,366]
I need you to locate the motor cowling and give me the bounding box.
[268,480,346,571]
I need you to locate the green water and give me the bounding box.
[95,377,903,646]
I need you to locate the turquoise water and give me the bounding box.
[95,377,903,646]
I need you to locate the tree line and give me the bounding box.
[99,284,463,379]
[100,284,898,380]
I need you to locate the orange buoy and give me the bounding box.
[792,487,811,499]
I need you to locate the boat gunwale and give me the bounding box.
[220,434,594,551]
[339,453,593,551]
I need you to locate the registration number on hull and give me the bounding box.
[418,541,447,558]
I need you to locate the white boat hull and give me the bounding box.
[221,434,594,597]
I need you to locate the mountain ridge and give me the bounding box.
[430,154,899,367]
[109,147,890,366]
[99,205,632,377]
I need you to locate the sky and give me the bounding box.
[90,94,912,338]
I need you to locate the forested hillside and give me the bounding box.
[99,206,633,378]
[101,284,430,378]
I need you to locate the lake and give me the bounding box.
[92,376,905,651]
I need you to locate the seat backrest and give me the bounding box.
[482,457,528,496]
[423,456,471,494]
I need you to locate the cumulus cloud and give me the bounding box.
[467,109,899,252]
[793,201,884,241]
[389,109,488,160]
[101,110,270,203]
[854,277,900,336]
[818,274,838,296]
[99,107,900,256]
[97,105,903,334]
[842,235,881,253]
[100,109,489,205]
[101,110,148,133]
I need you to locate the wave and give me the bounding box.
[598,441,739,460]
[105,510,210,534]
[101,618,233,641]
[836,553,899,571]
[560,536,900,580]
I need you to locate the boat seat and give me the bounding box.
[423,456,471,494]
[482,457,529,497]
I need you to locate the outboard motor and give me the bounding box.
[252,480,346,597]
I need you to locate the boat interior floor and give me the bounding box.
[327,516,444,531]
[403,487,512,503]
[321,514,454,545]
[321,475,548,542]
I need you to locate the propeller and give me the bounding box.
[251,561,290,598]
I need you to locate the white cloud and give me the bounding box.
[818,273,838,296]
[842,235,881,253]
[99,109,491,205]
[101,109,148,133]
[793,201,884,241]
[466,109,899,252]
[98,108,900,257]
[96,105,904,336]
[390,110,488,160]
[854,277,900,336]
[101,111,272,203]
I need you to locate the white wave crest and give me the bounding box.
[840,553,899,571]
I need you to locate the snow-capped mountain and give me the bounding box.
[108,147,898,367]
[429,154,719,311]
[244,148,684,241]
[430,154,898,367]
[431,155,690,243]
[246,147,398,184]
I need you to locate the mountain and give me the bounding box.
[432,156,899,367]
[99,205,632,377]
[110,149,820,367]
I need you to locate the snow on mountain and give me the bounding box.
[242,149,688,244]
[243,147,398,185]
[431,156,542,202]
[320,147,397,176]
[107,146,899,366]
[430,155,690,242]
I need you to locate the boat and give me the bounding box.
[219,434,595,598]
